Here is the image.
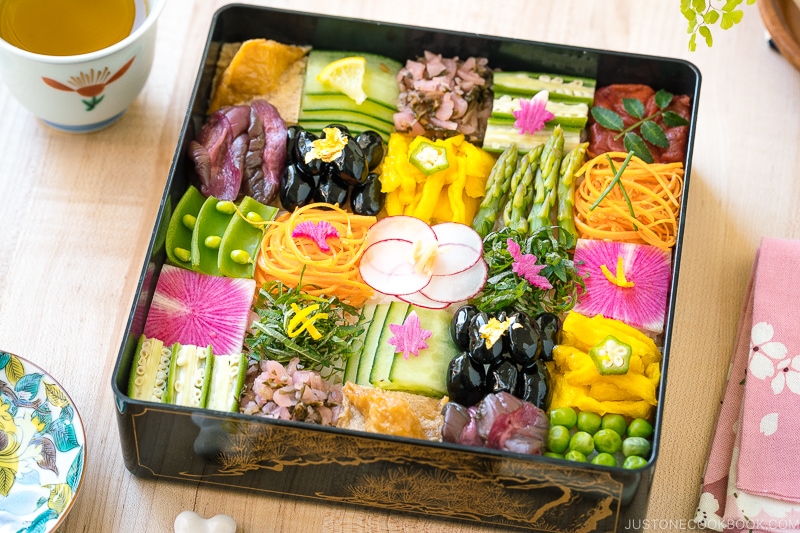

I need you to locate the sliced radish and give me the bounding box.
[143,265,256,355]
[397,291,451,309]
[432,222,483,253]
[421,259,488,303]
[430,242,482,276]
[365,215,436,249]
[359,239,431,295]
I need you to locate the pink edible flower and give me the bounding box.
[387,311,432,359]
[513,91,555,135]
[507,238,552,290]
[292,220,339,252]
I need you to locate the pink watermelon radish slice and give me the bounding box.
[143,264,256,354]
[573,239,671,334]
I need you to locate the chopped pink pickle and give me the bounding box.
[387,311,432,359]
[573,239,672,334]
[292,220,340,252]
[513,91,555,135]
[507,238,552,290]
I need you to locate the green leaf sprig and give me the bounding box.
[590,89,690,163]
[245,279,367,376]
[471,226,585,317]
[681,0,757,51]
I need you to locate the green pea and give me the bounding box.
[622,455,648,469]
[204,235,222,249]
[549,407,578,429]
[627,418,654,439]
[593,428,622,454]
[591,452,617,467]
[564,450,587,463]
[543,452,564,459]
[230,249,252,265]
[246,211,263,223]
[568,431,594,456]
[173,247,191,263]
[182,214,197,230]
[216,200,236,214]
[547,425,571,454]
[622,436,651,458]
[601,413,627,437]
[577,411,602,435]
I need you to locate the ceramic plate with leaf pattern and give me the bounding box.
[0,351,86,533]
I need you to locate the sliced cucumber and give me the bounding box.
[490,94,589,129]
[298,109,393,138]
[218,196,278,279]
[206,353,247,412]
[303,50,402,109]
[302,93,396,121]
[191,197,236,276]
[165,185,205,268]
[344,303,378,384]
[369,301,411,387]
[381,307,460,398]
[493,71,596,105]
[128,335,171,403]
[355,303,391,385]
[482,122,582,154]
[166,343,214,408]
[300,120,391,142]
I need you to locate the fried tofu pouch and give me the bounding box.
[337,382,448,441]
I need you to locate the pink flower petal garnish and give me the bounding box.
[513,91,555,135]
[387,311,432,359]
[292,220,340,252]
[507,238,553,290]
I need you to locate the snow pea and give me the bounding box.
[218,196,278,278]
[165,185,205,268]
[191,197,236,275]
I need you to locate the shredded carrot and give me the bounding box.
[254,203,376,306]
[573,152,684,250]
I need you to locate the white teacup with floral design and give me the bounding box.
[0,0,166,133]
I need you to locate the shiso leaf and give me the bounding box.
[572,239,672,334]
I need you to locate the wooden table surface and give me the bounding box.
[1,1,798,531]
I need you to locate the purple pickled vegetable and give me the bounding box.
[243,99,287,204]
[441,392,548,455]
[188,105,250,201]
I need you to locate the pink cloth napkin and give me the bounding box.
[695,238,800,533]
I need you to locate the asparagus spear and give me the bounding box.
[502,144,544,234]
[472,143,518,238]
[556,142,589,239]
[527,125,565,232]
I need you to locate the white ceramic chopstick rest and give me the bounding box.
[174,510,237,533]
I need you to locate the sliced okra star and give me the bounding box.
[408,138,450,176]
[165,185,205,267]
[588,334,632,375]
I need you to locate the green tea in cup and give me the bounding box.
[0,0,138,56]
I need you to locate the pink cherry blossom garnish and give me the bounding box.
[507,238,552,290]
[513,91,555,135]
[292,220,340,252]
[387,311,432,359]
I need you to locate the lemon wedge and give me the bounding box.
[316,56,368,105]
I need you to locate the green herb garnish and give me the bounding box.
[471,226,585,316]
[245,280,367,376]
[591,152,638,230]
[681,0,757,51]
[590,89,690,163]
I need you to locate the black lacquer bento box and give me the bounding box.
[111,4,700,531]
